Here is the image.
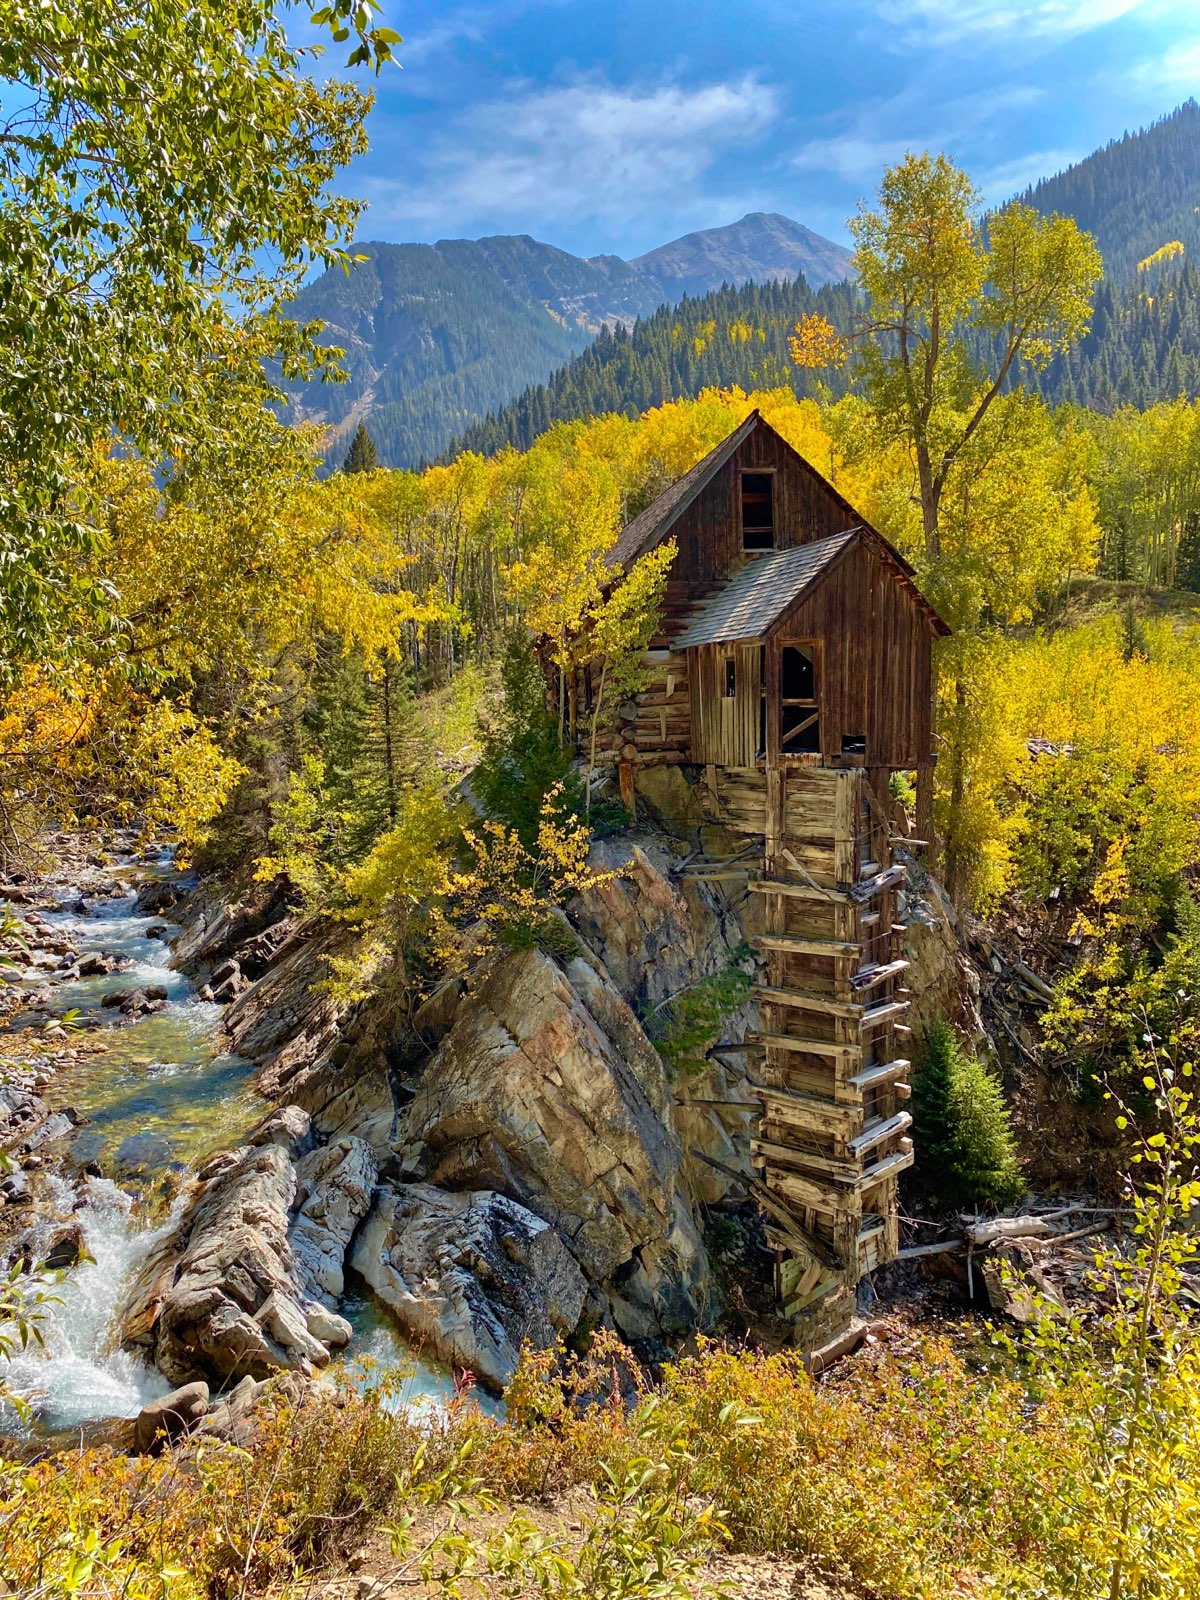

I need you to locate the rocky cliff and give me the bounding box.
[126,821,967,1392]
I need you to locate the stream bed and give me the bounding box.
[2,848,478,1434]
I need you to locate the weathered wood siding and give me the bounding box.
[667,428,864,590]
[689,643,761,765]
[768,542,935,769]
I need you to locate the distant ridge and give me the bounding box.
[282,213,853,468]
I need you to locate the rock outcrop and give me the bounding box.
[391,854,725,1344]
[350,1184,588,1390]
[138,827,768,1390]
[121,1108,361,1386]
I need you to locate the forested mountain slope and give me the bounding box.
[452,258,1200,455]
[1020,100,1200,282]
[283,215,853,467]
[1015,260,1200,409]
[450,276,861,456]
[280,237,663,468]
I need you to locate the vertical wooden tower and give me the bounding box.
[749,768,912,1319]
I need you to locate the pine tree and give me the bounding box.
[342,421,379,474]
[910,1020,1024,1213]
[473,631,581,845]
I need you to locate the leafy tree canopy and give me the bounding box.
[0,0,397,672]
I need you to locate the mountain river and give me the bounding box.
[1,849,478,1434]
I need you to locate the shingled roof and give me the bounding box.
[675,531,859,647]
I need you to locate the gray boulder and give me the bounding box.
[133,1381,209,1453]
[350,1183,588,1391]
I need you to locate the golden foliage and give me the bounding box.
[1137,240,1186,273]
[787,313,847,369]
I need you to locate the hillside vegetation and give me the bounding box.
[1020,99,1200,282]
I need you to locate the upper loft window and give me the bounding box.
[740,471,775,551]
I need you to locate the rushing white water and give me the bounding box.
[4,1177,173,1431]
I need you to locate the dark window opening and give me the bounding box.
[780,644,819,755]
[741,471,774,551]
[781,645,815,700]
[723,658,736,697]
[841,732,867,754]
[781,705,821,752]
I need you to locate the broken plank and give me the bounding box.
[849,1057,911,1091]
[849,958,910,991]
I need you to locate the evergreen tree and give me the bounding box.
[1176,511,1200,592]
[472,631,582,845]
[343,420,379,473]
[910,1021,1024,1213]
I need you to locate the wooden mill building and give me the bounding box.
[579,409,949,1328]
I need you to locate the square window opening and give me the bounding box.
[841,732,867,755]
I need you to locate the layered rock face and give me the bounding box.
[350,1185,587,1389]
[390,942,710,1348]
[122,1108,375,1386]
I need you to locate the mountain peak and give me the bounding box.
[630,212,854,296]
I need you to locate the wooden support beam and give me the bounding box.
[849,1058,911,1091]
[760,1163,858,1213]
[753,1032,861,1063]
[749,878,844,902]
[849,958,910,992]
[849,864,907,903]
[753,933,861,957]
[752,1137,862,1182]
[691,1147,842,1268]
[751,1081,861,1132]
[859,1147,915,1184]
[846,1111,913,1159]
[860,998,911,1030]
[752,985,864,1019]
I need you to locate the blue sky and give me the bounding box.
[312,0,1200,258]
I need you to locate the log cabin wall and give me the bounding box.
[671,429,864,586]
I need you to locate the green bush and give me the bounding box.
[473,630,582,846]
[910,1020,1024,1212]
[648,945,753,1078]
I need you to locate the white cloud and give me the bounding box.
[361,74,779,232]
[877,0,1176,43]
[792,135,914,183]
[979,147,1087,197]
[789,85,1049,191]
[1133,37,1200,90]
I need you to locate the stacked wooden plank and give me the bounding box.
[746,768,913,1313]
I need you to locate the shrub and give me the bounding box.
[911,1020,1024,1212]
[647,945,753,1078]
